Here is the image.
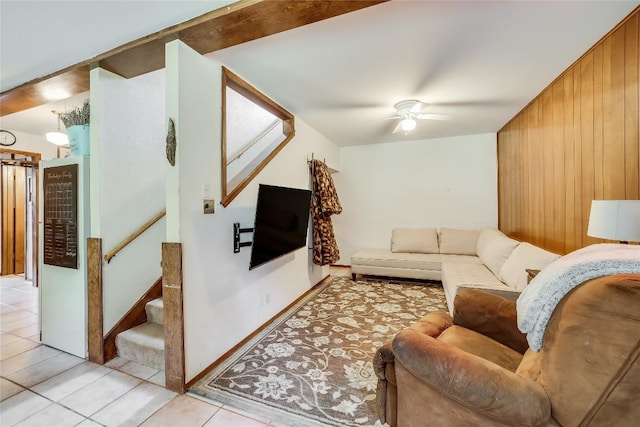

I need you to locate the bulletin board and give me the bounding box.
[43,164,78,269]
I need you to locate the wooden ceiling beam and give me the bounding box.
[179,0,386,55]
[0,65,91,116]
[0,0,386,116]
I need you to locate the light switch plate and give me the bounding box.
[203,199,215,214]
[202,182,212,198]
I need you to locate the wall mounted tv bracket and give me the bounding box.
[233,222,254,253]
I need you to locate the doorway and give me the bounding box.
[1,149,40,284]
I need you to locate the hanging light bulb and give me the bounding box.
[400,118,416,132]
[45,111,69,146]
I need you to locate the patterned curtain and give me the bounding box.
[309,159,342,265]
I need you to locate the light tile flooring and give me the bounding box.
[1,274,304,427]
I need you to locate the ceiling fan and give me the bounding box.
[387,99,452,134]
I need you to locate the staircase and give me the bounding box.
[115,297,165,370]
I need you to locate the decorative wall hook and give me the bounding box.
[166,118,176,166]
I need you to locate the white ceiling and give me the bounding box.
[1,1,638,147]
[0,0,235,92]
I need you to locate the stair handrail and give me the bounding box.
[226,119,280,165]
[104,209,166,263]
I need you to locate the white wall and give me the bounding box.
[166,40,339,381]
[91,68,167,333]
[333,133,498,264]
[0,130,59,160]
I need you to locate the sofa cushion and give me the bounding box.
[391,228,439,254]
[442,262,507,291]
[441,262,511,314]
[352,248,442,271]
[499,243,560,291]
[476,228,520,278]
[439,254,483,265]
[439,228,480,255]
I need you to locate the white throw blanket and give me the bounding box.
[517,243,640,351]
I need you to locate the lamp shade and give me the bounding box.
[587,200,640,242]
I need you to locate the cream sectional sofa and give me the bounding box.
[350,227,559,314]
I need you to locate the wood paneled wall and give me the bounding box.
[498,8,639,255]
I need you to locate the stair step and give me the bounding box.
[146,298,164,325]
[115,322,164,371]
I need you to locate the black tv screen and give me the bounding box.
[249,184,312,270]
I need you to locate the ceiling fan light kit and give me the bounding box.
[394,99,426,115]
[389,99,453,134]
[400,118,416,132]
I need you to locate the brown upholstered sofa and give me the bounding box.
[374,274,640,426]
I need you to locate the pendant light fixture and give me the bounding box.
[45,111,69,146]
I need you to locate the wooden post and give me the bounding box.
[87,237,104,363]
[162,242,185,393]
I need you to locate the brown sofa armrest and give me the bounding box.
[375,311,453,381]
[374,311,452,425]
[453,289,529,353]
[375,311,454,381]
[373,340,394,424]
[374,340,395,381]
[406,310,453,335]
[392,329,550,426]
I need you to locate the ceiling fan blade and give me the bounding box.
[409,101,427,113]
[366,115,401,123]
[391,120,404,134]
[415,113,453,121]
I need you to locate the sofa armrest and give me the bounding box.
[373,340,394,424]
[374,340,395,381]
[392,329,551,426]
[406,310,453,335]
[453,289,529,353]
[375,311,452,382]
[374,311,452,425]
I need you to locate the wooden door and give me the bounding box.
[1,165,26,275]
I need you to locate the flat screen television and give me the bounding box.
[249,184,313,270]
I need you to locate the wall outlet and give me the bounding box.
[203,199,215,214]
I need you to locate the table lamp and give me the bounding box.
[587,200,640,243]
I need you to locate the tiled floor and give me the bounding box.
[0,274,292,427]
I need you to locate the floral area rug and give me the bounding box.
[189,276,447,427]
